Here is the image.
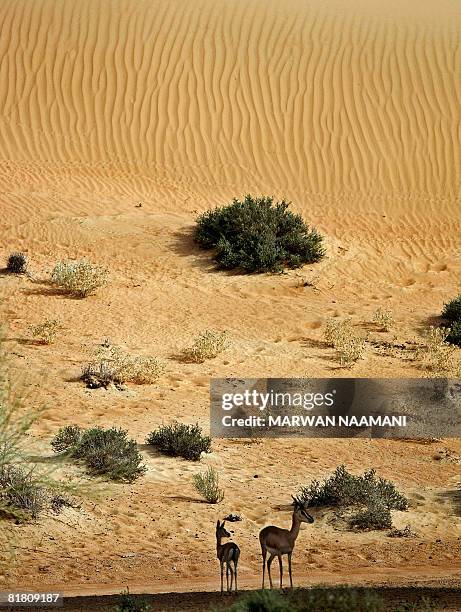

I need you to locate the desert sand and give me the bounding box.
[1,0,461,607]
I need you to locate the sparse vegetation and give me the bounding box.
[224,586,385,612]
[324,318,366,366]
[29,319,63,345]
[50,260,108,297]
[146,421,211,461]
[51,426,146,482]
[82,341,165,387]
[417,326,458,373]
[388,524,415,538]
[193,466,224,503]
[372,307,394,331]
[299,465,407,531]
[112,589,151,612]
[6,252,28,274]
[182,330,229,363]
[194,195,325,273]
[0,465,47,519]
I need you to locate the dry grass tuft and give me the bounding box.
[372,307,394,332]
[82,341,165,387]
[182,329,229,363]
[29,319,63,345]
[324,318,366,366]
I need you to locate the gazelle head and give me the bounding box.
[216,519,231,539]
[292,495,314,524]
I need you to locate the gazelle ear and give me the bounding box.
[216,520,220,528]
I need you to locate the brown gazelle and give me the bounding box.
[259,496,314,589]
[216,519,240,594]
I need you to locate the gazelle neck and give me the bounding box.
[289,511,301,542]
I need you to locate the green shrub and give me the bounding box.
[52,426,146,482]
[225,589,292,612]
[146,421,211,461]
[225,587,384,612]
[0,465,47,519]
[349,496,392,530]
[193,466,224,503]
[442,295,461,322]
[112,590,151,612]
[51,260,108,297]
[300,465,407,511]
[299,465,407,531]
[6,252,28,274]
[74,427,146,482]
[446,321,461,347]
[51,425,83,453]
[194,195,325,273]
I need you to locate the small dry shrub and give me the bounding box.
[29,319,63,345]
[0,464,47,519]
[372,307,394,331]
[324,318,365,366]
[417,326,458,373]
[6,252,28,274]
[51,260,108,297]
[182,330,229,363]
[82,342,165,387]
[193,466,224,503]
[388,524,415,538]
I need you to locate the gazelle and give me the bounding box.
[259,496,314,589]
[216,519,240,594]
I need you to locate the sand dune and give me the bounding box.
[0,0,460,198]
[1,0,461,601]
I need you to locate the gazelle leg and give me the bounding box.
[226,562,230,592]
[229,562,233,592]
[288,553,293,588]
[220,562,224,594]
[278,555,283,589]
[262,549,266,589]
[234,560,238,592]
[267,554,275,589]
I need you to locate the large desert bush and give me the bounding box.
[192,466,224,503]
[6,252,28,274]
[299,465,407,531]
[82,342,165,387]
[51,425,146,482]
[146,421,211,461]
[194,195,325,273]
[51,260,108,297]
[182,330,229,363]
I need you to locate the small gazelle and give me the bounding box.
[259,496,314,589]
[216,519,240,594]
